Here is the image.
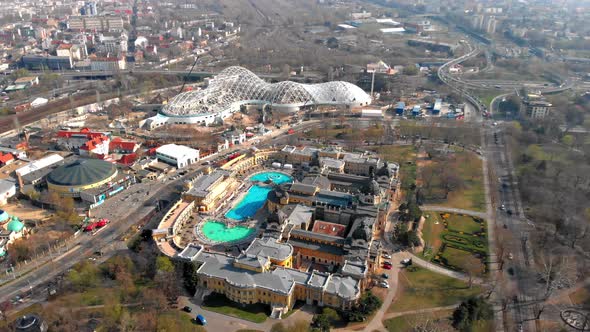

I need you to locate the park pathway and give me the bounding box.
[382,304,460,320]
[420,205,488,219]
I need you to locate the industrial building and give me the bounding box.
[155,144,200,168]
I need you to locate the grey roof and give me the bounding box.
[0,179,15,193]
[302,175,331,190]
[341,260,367,278]
[320,157,345,169]
[290,229,345,244]
[195,251,299,294]
[281,145,297,153]
[47,159,117,186]
[235,254,270,269]
[325,275,361,300]
[245,237,293,261]
[308,271,330,288]
[294,146,319,156]
[186,170,231,197]
[327,172,370,184]
[178,243,203,261]
[272,268,310,286]
[285,204,314,227]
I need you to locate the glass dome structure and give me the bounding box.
[161,66,371,118]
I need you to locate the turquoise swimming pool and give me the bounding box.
[224,172,293,221]
[201,221,255,243]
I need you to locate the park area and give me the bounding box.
[385,266,493,332]
[418,149,486,212]
[388,266,484,314]
[420,212,488,275]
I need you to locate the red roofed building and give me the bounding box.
[109,138,139,154]
[117,153,137,165]
[57,128,111,156]
[0,153,14,166]
[79,135,110,157]
[311,220,347,238]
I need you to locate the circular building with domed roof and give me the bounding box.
[47,159,118,197]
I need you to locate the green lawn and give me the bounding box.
[445,214,484,234]
[202,293,268,323]
[375,145,418,190]
[439,246,486,275]
[157,311,206,332]
[384,310,493,332]
[389,267,483,313]
[421,151,485,212]
[383,309,454,332]
[420,213,445,261]
[422,212,488,273]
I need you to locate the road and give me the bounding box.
[483,118,539,331]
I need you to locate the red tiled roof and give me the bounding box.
[118,153,137,165]
[0,152,14,164]
[311,220,347,237]
[57,128,105,139]
[79,135,109,151]
[109,138,138,152]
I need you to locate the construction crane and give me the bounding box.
[178,55,199,95]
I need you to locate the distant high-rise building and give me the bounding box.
[80,1,98,16]
[484,16,497,34]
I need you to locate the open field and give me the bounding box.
[383,309,454,332]
[419,151,486,211]
[389,267,483,313]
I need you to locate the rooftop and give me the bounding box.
[186,170,231,197]
[244,237,293,262]
[156,144,199,160]
[312,220,347,238]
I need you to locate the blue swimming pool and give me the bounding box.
[225,172,293,220]
[249,172,293,185]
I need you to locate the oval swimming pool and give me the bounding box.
[201,221,255,243]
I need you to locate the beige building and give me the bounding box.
[68,16,125,31]
[182,169,238,212]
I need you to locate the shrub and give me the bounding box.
[452,297,493,331]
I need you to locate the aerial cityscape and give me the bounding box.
[0,0,588,331]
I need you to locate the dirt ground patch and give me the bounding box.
[1,200,51,221]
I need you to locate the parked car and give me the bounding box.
[382,264,392,270]
[379,281,389,288]
[196,314,207,325]
[183,306,192,313]
[401,258,412,265]
[382,253,392,259]
[381,273,389,279]
[382,261,392,266]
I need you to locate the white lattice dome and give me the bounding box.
[161,66,371,117]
